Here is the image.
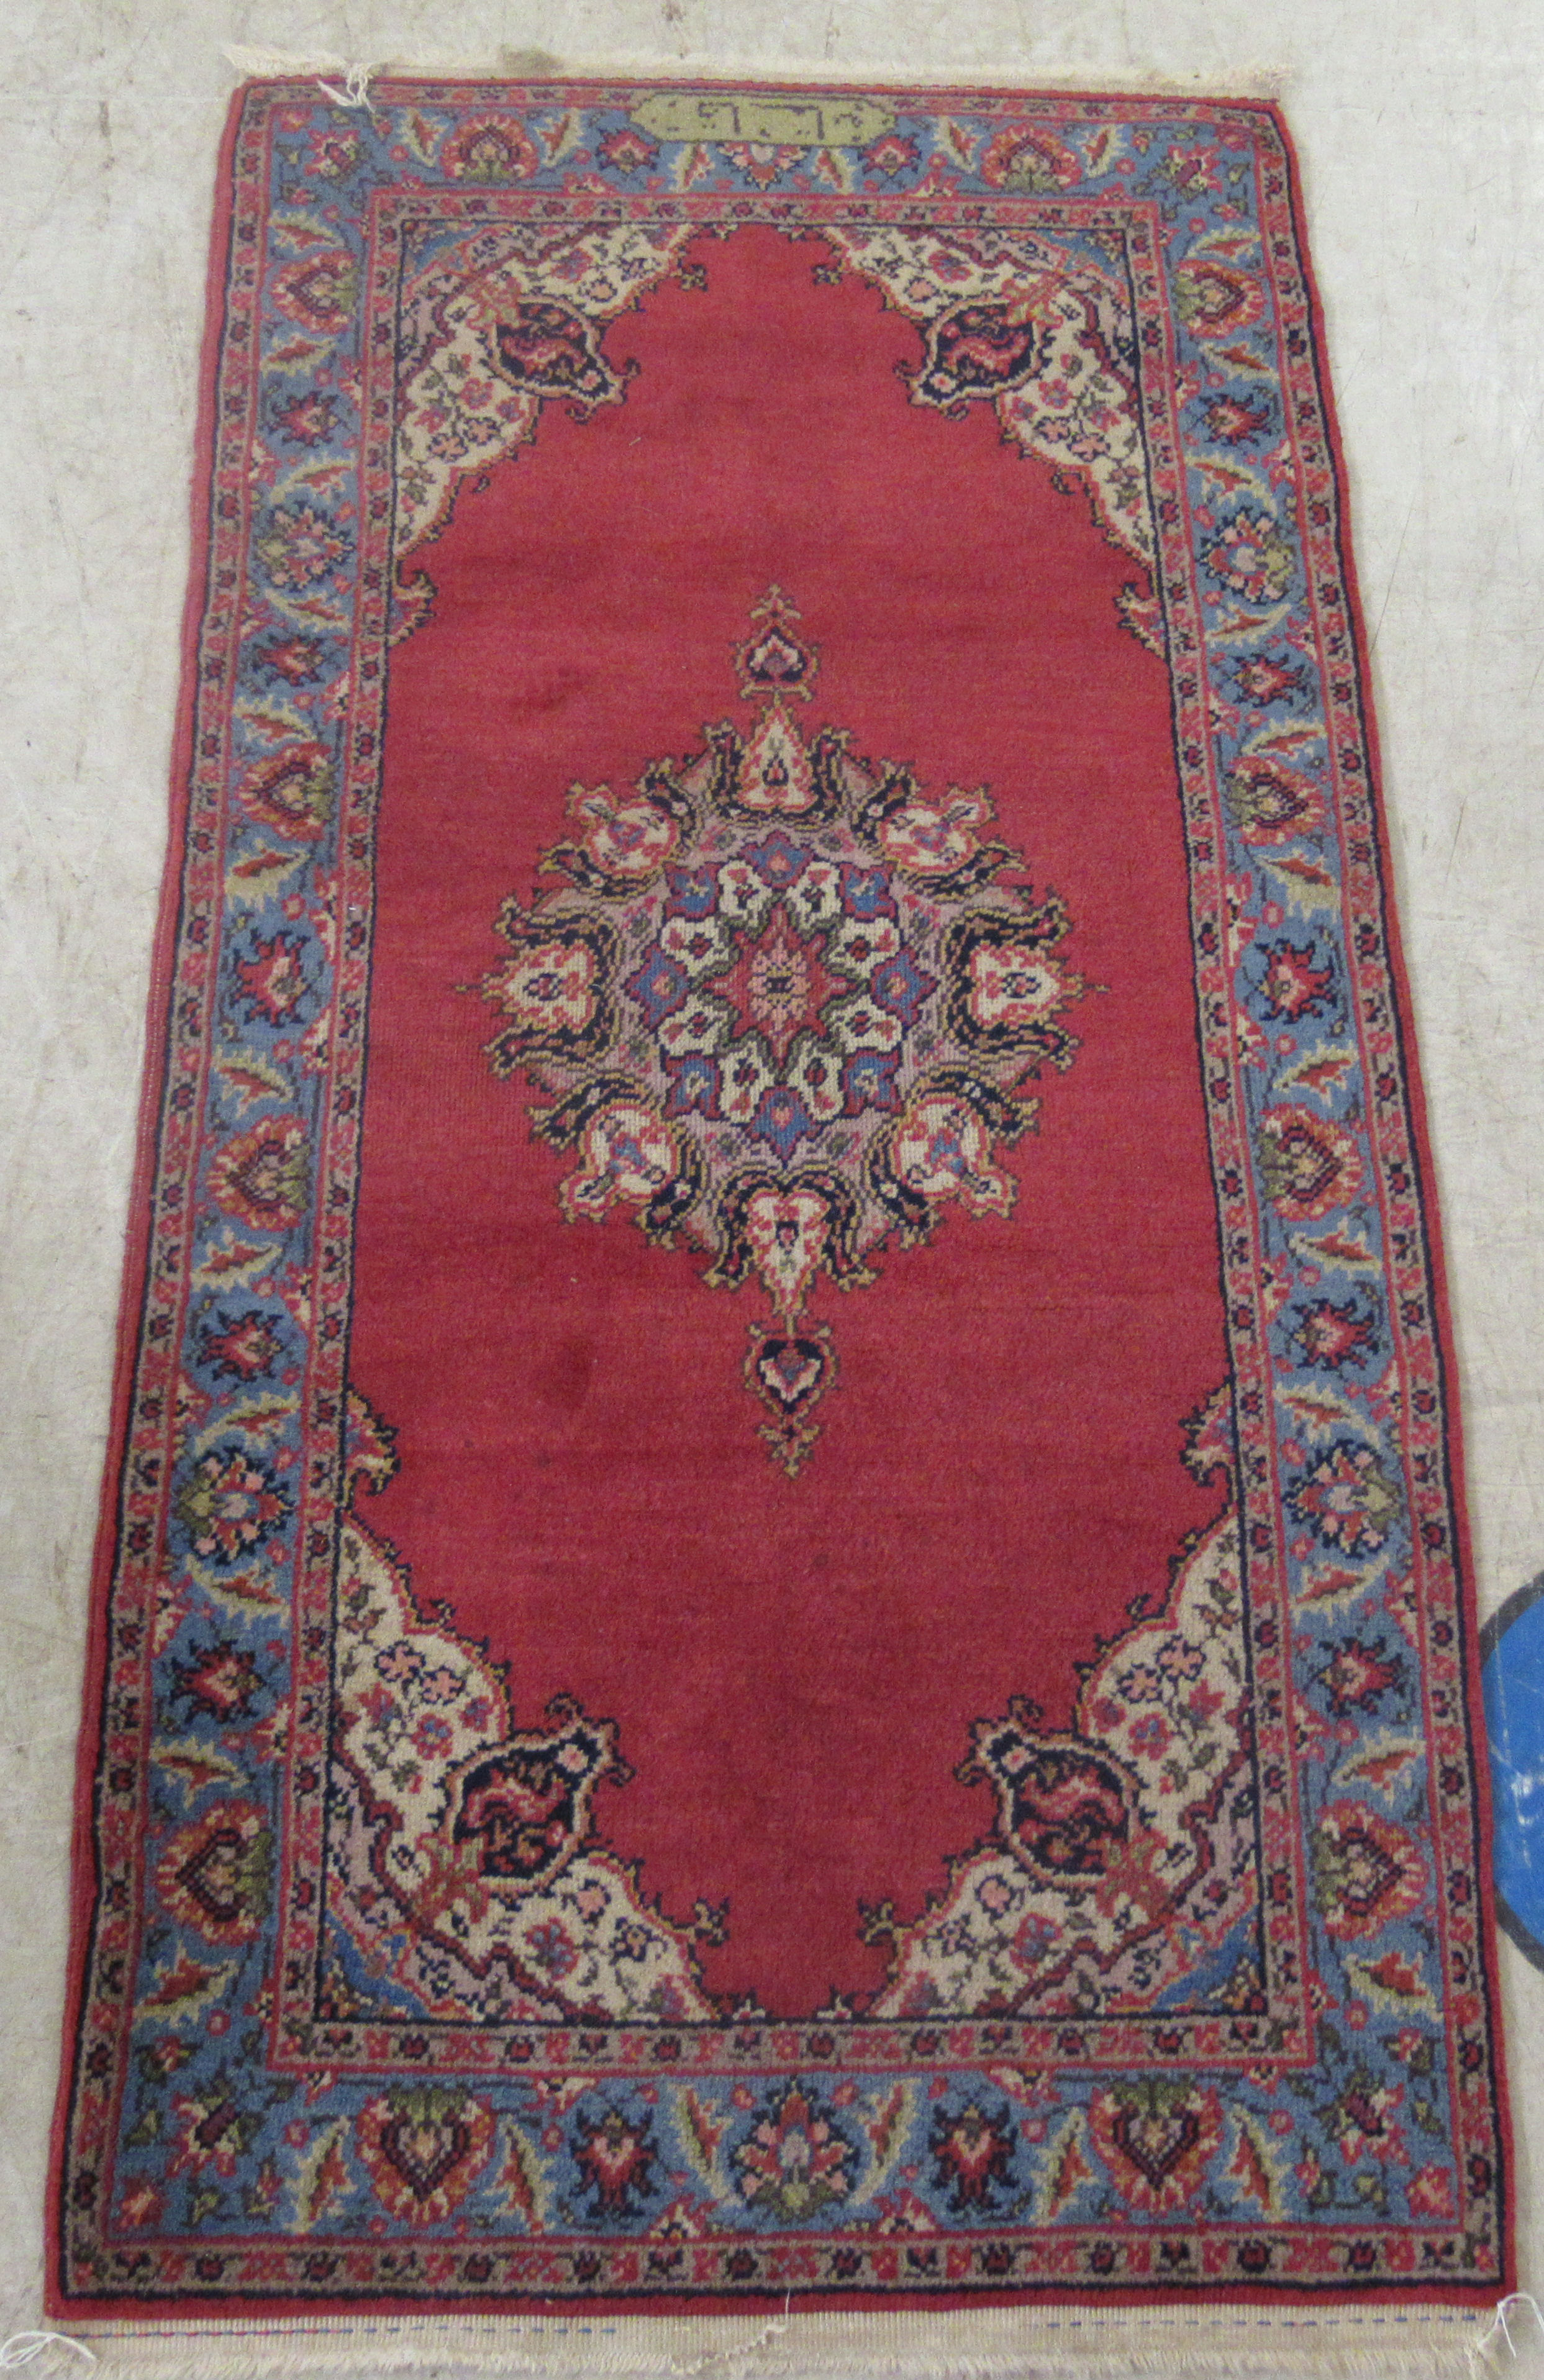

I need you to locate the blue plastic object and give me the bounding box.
[1481,1573,1544,1972]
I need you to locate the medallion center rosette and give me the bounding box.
[475,589,1090,1469]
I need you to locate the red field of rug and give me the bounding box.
[350,224,1228,2012]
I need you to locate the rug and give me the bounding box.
[48,75,1513,2323]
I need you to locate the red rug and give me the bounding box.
[50,76,1512,2321]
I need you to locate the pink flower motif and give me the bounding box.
[733,2082,855,2217]
[119,2181,163,2229]
[599,125,658,175]
[876,784,992,876]
[979,122,1081,192]
[862,132,920,179]
[309,134,362,178]
[568,782,683,882]
[255,502,351,593]
[1012,1911,1058,1968]
[440,116,540,183]
[1128,1711,1171,1758]
[1163,145,1222,195]
[1407,2164,1457,2219]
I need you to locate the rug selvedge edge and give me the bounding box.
[47,78,1512,2314]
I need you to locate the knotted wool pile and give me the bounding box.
[48,76,1513,2331]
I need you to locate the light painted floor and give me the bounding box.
[2,1,1540,2364]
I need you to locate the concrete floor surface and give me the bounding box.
[1,2,1538,2366]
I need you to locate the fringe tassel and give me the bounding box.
[1470,2295,1544,2373]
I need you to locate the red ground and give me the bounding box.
[350,226,1228,2013]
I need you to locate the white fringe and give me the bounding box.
[220,47,1290,101]
[7,2299,1514,2380]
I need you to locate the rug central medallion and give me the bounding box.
[477,590,1091,1468]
